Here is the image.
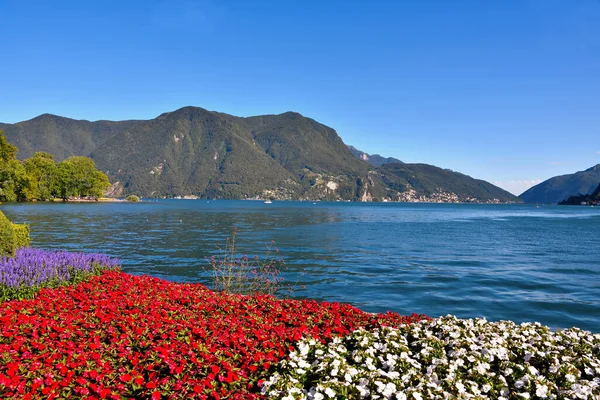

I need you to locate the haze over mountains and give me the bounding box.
[347,145,403,166]
[520,165,600,204]
[1,107,519,202]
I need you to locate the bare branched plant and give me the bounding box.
[209,230,289,296]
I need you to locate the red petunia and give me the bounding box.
[0,271,426,399]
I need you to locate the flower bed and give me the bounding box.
[0,271,424,399]
[3,253,597,399]
[261,316,600,399]
[0,248,119,301]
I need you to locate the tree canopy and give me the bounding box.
[0,130,110,202]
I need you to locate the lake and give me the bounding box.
[2,201,599,332]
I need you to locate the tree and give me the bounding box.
[0,130,29,202]
[0,131,110,202]
[54,160,77,200]
[0,130,27,202]
[56,157,110,200]
[0,130,17,164]
[23,152,57,200]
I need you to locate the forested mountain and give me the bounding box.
[520,165,600,204]
[378,163,518,202]
[1,107,519,202]
[0,115,140,162]
[558,182,600,205]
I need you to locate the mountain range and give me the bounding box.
[347,145,403,166]
[519,164,600,204]
[1,107,519,202]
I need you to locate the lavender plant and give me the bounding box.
[0,248,120,301]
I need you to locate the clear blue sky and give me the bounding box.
[1,0,598,195]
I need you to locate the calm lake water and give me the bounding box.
[2,201,599,332]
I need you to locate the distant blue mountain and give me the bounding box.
[347,145,403,166]
[520,164,600,204]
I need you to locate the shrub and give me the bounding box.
[0,211,16,257]
[126,194,140,202]
[12,223,30,249]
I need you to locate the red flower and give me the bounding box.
[0,271,426,398]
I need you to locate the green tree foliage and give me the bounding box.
[0,132,17,163]
[0,130,111,202]
[23,152,57,200]
[12,223,31,248]
[0,159,28,201]
[0,211,16,257]
[0,211,31,257]
[0,130,27,201]
[56,157,110,199]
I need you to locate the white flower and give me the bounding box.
[515,379,525,389]
[299,342,310,356]
[476,363,490,374]
[536,383,549,398]
[262,316,600,400]
[528,366,538,376]
[356,384,369,397]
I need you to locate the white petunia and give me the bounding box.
[261,316,600,400]
[324,387,336,398]
[536,383,549,398]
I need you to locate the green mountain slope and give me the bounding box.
[91,107,294,198]
[519,165,600,204]
[558,182,600,205]
[377,163,519,202]
[239,113,367,175]
[1,107,518,202]
[0,115,140,161]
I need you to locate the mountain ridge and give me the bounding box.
[347,145,403,166]
[519,164,600,204]
[1,107,519,202]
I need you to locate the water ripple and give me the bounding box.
[2,201,599,331]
